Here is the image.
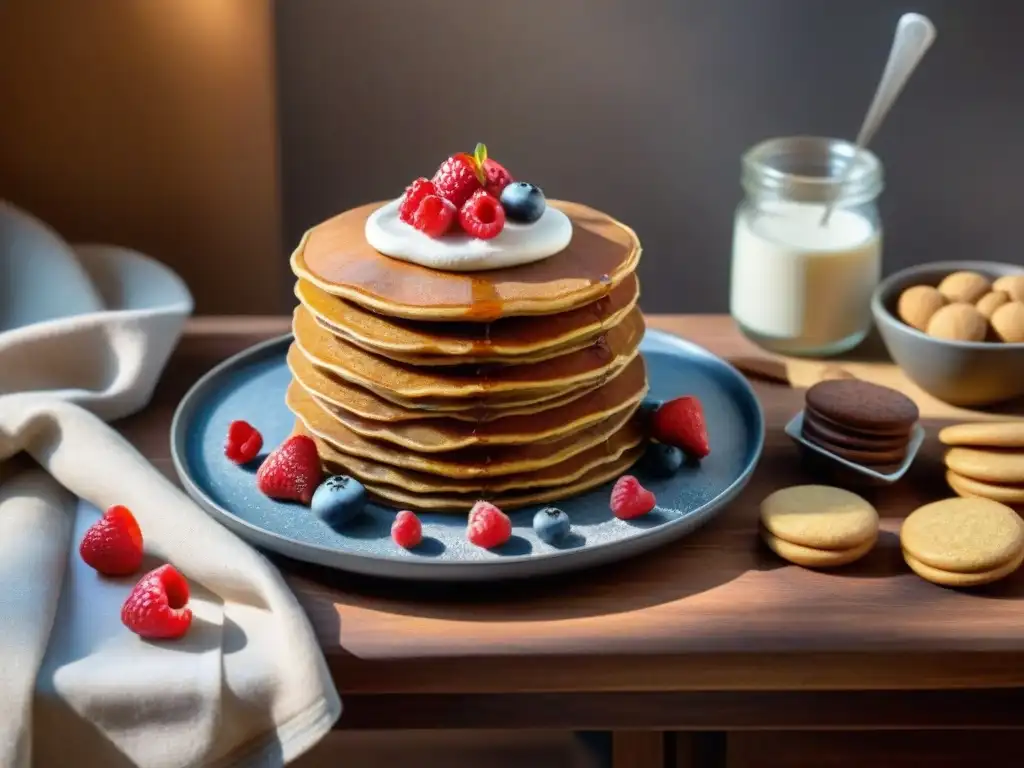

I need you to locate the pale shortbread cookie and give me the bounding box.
[945,446,1024,484]
[900,497,1024,573]
[925,302,987,342]
[946,470,1024,504]
[759,485,878,550]
[897,285,945,331]
[939,421,1024,448]
[904,548,1024,588]
[976,290,1010,319]
[763,529,876,568]
[937,271,991,304]
[993,274,1024,303]
[990,301,1024,343]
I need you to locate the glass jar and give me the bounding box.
[729,136,884,357]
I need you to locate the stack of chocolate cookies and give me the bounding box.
[801,380,920,472]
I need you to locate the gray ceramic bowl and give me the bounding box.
[872,261,1024,407]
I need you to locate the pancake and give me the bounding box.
[286,380,640,478]
[305,355,649,452]
[291,200,642,321]
[296,421,644,496]
[292,303,645,402]
[286,343,606,422]
[296,274,640,364]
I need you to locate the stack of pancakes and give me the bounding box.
[284,200,649,512]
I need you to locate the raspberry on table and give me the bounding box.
[79,504,144,576]
[121,564,193,640]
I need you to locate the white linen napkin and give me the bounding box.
[0,202,341,767]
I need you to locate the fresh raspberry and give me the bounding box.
[459,189,506,240]
[224,419,263,464]
[121,564,193,640]
[256,435,323,505]
[391,510,423,548]
[411,194,457,237]
[483,157,513,197]
[79,504,144,576]
[610,475,656,520]
[432,151,484,208]
[467,500,512,549]
[651,396,710,458]
[399,177,436,224]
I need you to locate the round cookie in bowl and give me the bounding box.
[872,261,1024,406]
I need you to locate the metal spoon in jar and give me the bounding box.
[820,12,936,227]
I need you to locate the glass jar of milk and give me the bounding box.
[730,136,883,356]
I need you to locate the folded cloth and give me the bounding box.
[0,202,340,767]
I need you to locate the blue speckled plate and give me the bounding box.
[171,330,764,581]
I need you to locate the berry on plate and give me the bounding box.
[121,564,193,640]
[610,475,656,520]
[224,419,263,464]
[311,475,367,529]
[500,181,546,224]
[532,507,570,544]
[467,500,512,549]
[411,194,457,237]
[391,510,423,548]
[256,435,323,505]
[79,504,144,577]
[459,189,506,240]
[399,177,436,224]
[651,396,710,459]
[432,145,486,208]
[640,442,684,479]
[483,157,514,197]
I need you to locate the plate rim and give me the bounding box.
[170,329,765,580]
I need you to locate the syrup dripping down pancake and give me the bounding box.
[294,421,644,498]
[295,273,639,365]
[301,356,648,452]
[291,304,645,402]
[286,380,640,479]
[291,200,641,321]
[286,343,604,421]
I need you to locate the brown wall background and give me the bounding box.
[2,1,1023,315]
[0,0,285,315]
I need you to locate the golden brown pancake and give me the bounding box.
[303,356,648,452]
[295,273,639,365]
[296,422,644,496]
[286,380,640,479]
[291,304,645,401]
[291,200,641,321]
[286,343,605,421]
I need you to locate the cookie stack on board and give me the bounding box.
[285,200,649,512]
[801,379,920,472]
[900,497,1024,587]
[940,422,1024,504]
[759,485,879,568]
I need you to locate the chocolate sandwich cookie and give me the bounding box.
[801,380,919,470]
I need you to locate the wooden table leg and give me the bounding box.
[612,731,665,768]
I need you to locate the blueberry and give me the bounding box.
[533,507,570,544]
[637,397,663,428]
[641,442,684,478]
[500,182,546,223]
[311,475,367,529]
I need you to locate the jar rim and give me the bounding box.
[742,135,883,204]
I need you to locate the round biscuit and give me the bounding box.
[939,421,1024,448]
[805,380,919,433]
[944,446,1024,484]
[759,485,878,550]
[946,470,1024,504]
[900,497,1024,573]
[904,548,1024,588]
[763,529,876,568]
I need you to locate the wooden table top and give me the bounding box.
[122,314,1024,729]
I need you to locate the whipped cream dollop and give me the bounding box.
[364,198,573,272]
